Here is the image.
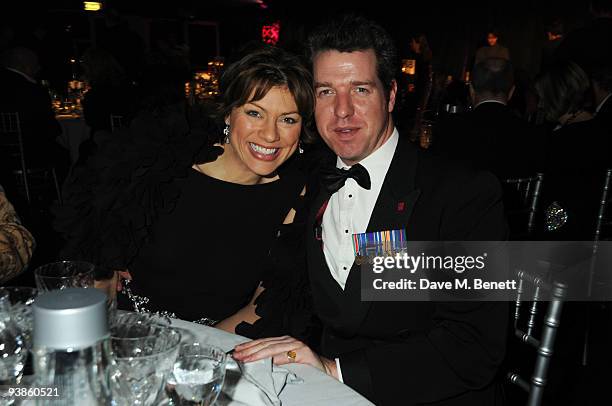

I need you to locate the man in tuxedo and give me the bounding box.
[234,15,508,405]
[0,47,67,181]
[432,57,539,179]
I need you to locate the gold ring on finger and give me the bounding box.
[286,350,297,362]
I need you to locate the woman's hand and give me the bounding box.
[116,270,132,291]
[232,336,338,379]
[93,270,131,300]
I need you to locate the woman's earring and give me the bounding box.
[223,124,230,144]
[298,142,304,154]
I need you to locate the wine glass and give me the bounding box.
[166,343,226,406]
[419,121,434,149]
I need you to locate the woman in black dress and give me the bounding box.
[56,44,316,334]
[535,61,611,239]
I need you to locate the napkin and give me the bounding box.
[169,318,303,405]
[218,357,303,406]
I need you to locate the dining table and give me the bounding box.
[55,113,90,164]
[170,318,374,406]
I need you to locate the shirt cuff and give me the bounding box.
[335,358,344,383]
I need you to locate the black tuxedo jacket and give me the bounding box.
[596,95,612,134]
[0,68,62,162]
[306,134,509,405]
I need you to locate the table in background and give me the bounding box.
[56,114,90,164]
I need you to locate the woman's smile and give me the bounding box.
[248,142,280,160]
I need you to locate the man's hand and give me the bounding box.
[232,336,338,379]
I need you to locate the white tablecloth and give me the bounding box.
[56,115,90,164]
[171,319,374,406]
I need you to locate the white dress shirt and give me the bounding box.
[321,128,399,289]
[323,128,399,382]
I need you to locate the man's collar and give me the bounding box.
[595,93,612,115]
[5,68,37,84]
[474,99,507,109]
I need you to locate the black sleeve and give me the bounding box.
[54,113,211,274]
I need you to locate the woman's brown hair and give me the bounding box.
[215,43,316,144]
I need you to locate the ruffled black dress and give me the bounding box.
[55,108,314,335]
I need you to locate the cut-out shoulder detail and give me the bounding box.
[283,186,307,224]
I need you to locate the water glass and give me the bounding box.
[0,288,27,391]
[111,323,181,406]
[112,311,171,329]
[166,343,226,406]
[35,261,117,323]
[34,261,96,291]
[2,287,38,349]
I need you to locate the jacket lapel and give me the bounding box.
[305,151,347,324]
[368,135,420,232]
[341,136,421,334]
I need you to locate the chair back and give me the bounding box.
[581,168,612,365]
[508,269,567,406]
[594,169,612,242]
[0,111,62,204]
[0,112,30,201]
[110,114,124,132]
[502,173,544,236]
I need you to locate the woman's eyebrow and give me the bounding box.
[247,102,298,116]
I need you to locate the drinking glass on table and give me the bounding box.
[1,286,39,386]
[419,121,434,149]
[34,261,95,290]
[2,287,37,349]
[110,322,181,406]
[166,342,227,406]
[34,261,117,322]
[0,288,27,401]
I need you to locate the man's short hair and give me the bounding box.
[306,14,398,100]
[471,58,514,97]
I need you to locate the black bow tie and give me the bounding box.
[320,163,371,194]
